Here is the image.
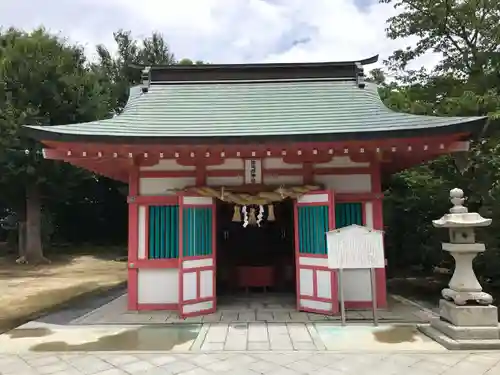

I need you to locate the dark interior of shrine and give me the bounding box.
[216,199,296,296]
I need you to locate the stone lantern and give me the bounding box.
[420,188,500,349]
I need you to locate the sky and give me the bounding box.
[0,0,438,72]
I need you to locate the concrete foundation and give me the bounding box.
[419,299,500,350]
[430,318,499,340]
[439,299,498,327]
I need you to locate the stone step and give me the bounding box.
[430,317,500,340]
[418,324,500,350]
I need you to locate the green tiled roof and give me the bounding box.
[25,80,486,140]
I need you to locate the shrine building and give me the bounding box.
[24,55,487,317]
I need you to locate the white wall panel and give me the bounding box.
[316,270,332,299]
[263,175,303,185]
[364,202,374,228]
[140,160,195,171]
[137,269,178,304]
[315,156,369,168]
[206,176,244,186]
[299,257,328,267]
[182,196,213,205]
[182,271,197,301]
[183,258,213,269]
[314,175,371,193]
[300,299,332,311]
[139,177,195,195]
[297,193,329,204]
[207,158,244,170]
[137,206,146,260]
[263,157,301,169]
[200,270,213,298]
[299,268,314,296]
[182,300,213,314]
[341,269,372,301]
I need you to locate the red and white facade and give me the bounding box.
[125,146,413,314]
[39,136,471,316]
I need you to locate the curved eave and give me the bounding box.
[130,55,379,71]
[22,117,487,145]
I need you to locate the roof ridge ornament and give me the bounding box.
[355,62,365,89]
[141,66,151,94]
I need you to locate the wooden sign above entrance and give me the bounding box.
[326,225,385,269]
[244,159,262,184]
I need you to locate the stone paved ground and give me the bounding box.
[1,322,442,353]
[72,294,436,325]
[197,322,443,351]
[199,322,325,351]
[1,351,500,375]
[6,292,497,374]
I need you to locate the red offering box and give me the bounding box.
[237,266,274,288]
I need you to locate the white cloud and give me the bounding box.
[0,0,440,72]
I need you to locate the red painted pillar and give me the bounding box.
[196,163,206,186]
[302,162,314,184]
[371,159,387,308]
[127,166,139,310]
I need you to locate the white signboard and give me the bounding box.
[244,159,262,184]
[327,225,385,269]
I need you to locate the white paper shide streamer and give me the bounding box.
[257,205,264,226]
[242,205,249,228]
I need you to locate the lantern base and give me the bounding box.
[419,299,500,350]
[442,288,493,305]
[419,324,500,350]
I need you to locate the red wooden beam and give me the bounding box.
[40,134,468,182]
[42,134,468,160]
[42,144,457,167]
[66,159,129,182]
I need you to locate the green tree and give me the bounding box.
[94,31,207,113]
[379,0,500,277]
[0,28,112,263]
[367,68,387,85]
[381,0,500,119]
[178,58,205,65]
[94,30,176,113]
[382,0,500,77]
[381,0,500,200]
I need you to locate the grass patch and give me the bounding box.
[0,248,127,333]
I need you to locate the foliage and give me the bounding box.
[380,0,500,279]
[0,28,200,258]
[93,30,175,113]
[0,27,112,192]
[178,58,206,65]
[0,27,114,262]
[381,0,500,77]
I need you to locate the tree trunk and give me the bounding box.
[14,198,27,261]
[24,183,47,264]
[18,221,26,258]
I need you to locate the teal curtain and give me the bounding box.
[335,203,363,228]
[297,205,329,255]
[183,207,213,257]
[148,205,179,259]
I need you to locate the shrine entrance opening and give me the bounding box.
[216,199,296,298]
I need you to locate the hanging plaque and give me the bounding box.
[244,159,262,184]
